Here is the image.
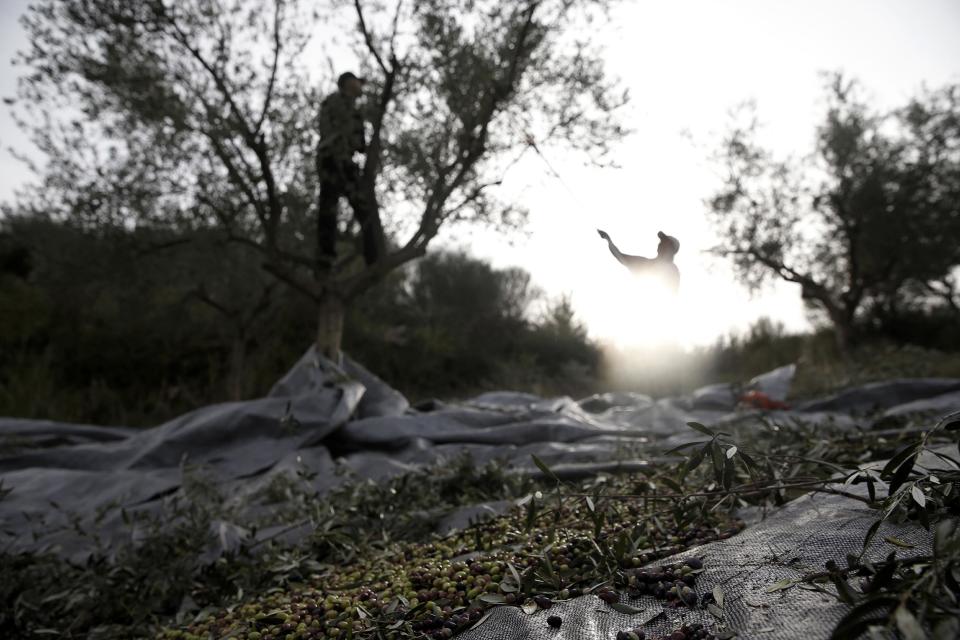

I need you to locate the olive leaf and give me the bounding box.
[910,484,926,508]
[713,585,725,608]
[478,593,506,604]
[863,553,898,593]
[737,448,758,472]
[507,562,523,590]
[609,602,644,614]
[531,454,561,484]
[894,605,925,640]
[686,421,716,437]
[683,444,708,478]
[830,596,898,640]
[882,443,920,495]
[884,536,915,549]
[722,457,735,491]
[663,440,710,456]
[660,476,684,493]
[469,611,493,631]
[710,442,726,487]
[830,572,858,606]
[765,578,796,593]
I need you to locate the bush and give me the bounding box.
[0,222,602,423]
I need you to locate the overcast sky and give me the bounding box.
[2,0,959,349]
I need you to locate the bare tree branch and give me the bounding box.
[413,1,541,252]
[342,242,426,298]
[166,9,284,237]
[203,133,270,232]
[136,237,194,256]
[444,179,502,219]
[190,286,236,318]
[255,0,284,135]
[354,0,388,74]
[165,14,256,139]
[388,0,404,60]
[262,261,320,302]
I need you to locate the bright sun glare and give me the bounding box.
[588,270,681,348]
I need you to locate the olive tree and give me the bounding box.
[14,0,626,358]
[708,75,960,350]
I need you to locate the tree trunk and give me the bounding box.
[316,293,345,363]
[832,318,853,353]
[825,303,858,354]
[805,287,855,354]
[227,333,246,401]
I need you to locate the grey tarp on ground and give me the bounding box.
[1,348,959,637]
[794,378,960,414]
[457,490,933,640]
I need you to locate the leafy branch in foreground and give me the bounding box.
[807,520,960,640]
[648,412,960,640]
[827,412,960,639]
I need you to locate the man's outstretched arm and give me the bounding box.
[597,229,649,269]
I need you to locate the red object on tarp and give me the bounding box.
[739,390,789,410]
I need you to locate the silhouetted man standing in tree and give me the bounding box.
[316,72,379,267]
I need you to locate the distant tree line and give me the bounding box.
[0,216,599,426]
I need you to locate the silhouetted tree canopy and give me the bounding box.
[708,74,960,349]
[14,0,627,356]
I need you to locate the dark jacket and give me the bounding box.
[317,91,365,165]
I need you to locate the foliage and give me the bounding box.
[707,74,960,349]
[346,252,601,399]
[790,341,960,400]
[0,215,282,422]
[0,216,601,424]
[2,467,229,638]
[604,317,960,402]
[709,318,960,400]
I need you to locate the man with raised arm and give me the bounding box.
[597,229,681,292]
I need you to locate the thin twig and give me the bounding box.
[354,0,388,74]
[560,476,876,505]
[255,0,284,134]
